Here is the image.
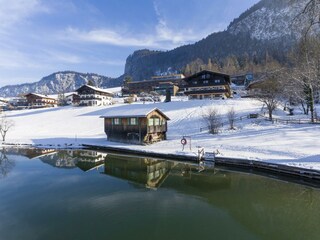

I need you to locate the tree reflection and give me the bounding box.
[0,149,15,178]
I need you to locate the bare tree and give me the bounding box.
[202,107,222,134]
[286,37,320,122]
[227,107,236,130]
[57,78,70,106]
[250,74,282,121]
[0,115,14,142]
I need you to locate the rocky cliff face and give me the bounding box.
[124,0,314,81]
[0,71,120,97]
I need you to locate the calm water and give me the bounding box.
[0,148,320,240]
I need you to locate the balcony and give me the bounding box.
[147,125,167,133]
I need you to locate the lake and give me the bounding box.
[0,148,319,240]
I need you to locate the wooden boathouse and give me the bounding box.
[101,106,170,144]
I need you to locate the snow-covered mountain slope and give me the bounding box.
[124,0,319,81]
[227,0,310,41]
[0,71,120,97]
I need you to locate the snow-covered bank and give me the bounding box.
[3,98,320,170]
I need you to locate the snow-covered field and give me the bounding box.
[3,98,320,170]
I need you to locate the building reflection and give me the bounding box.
[38,150,107,170]
[3,147,56,160]
[103,154,173,189]
[32,148,227,190]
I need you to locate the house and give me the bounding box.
[183,70,232,100]
[124,74,185,95]
[76,85,113,106]
[231,73,254,87]
[25,93,57,107]
[8,97,28,109]
[153,82,179,96]
[0,98,9,111]
[101,106,170,144]
[65,93,80,105]
[230,73,254,98]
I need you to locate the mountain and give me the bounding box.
[124,0,315,81]
[0,71,121,97]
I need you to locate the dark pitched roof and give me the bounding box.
[185,70,230,81]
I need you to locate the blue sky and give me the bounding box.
[0,0,259,86]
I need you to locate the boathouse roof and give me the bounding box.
[100,105,170,120]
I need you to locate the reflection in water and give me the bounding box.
[103,154,173,189]
[1,148,320,240]
[34,149,217,189]
[0,149,15,178]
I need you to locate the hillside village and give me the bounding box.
[0,70,248,110]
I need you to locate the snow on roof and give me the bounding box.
[65,92,79,97]
[100,104,170,119]
[79,85,113,95]
[105,87,121,93]
[26,93,57,100]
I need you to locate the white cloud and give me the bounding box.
[65,27,156,48]
[44,50,84,64]
[153,1,198,44]
[0,0,48,30]
[63,23,201,50]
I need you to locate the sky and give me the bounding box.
[0,0,260,87]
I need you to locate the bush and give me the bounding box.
[202,107,221,134]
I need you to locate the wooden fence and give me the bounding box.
[200,114,320,132]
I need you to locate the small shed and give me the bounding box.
[101,106,170,144]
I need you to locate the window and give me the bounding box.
[154,118,160,126]
[129,118,137,125]
[113,118,120,125]
[201,74,206,79]
[215,79,221,83]
[148,118,154,126]
[192,81,198,85]
[203,80,209,84]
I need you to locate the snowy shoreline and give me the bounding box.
[3,98,320,172]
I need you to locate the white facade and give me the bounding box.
[79,94,112,106]
[76,85,113,107]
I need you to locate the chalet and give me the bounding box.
[0,98,9,111]
[101,106,170,144]
[8,97,28,109]
[124,74,185,95]
[25,93,57,107]
[183,70,232,100]
[65,93,80,105]
[76,85,113,106]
